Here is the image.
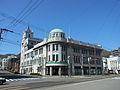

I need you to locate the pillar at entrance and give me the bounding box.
[81,66,84,76]
[50,67,52,76]
[58,67,62,76]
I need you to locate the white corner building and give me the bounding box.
[107,55,120,74]
[20,27,103,76]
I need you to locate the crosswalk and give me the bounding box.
[6,77,41,82]
[111,77,120,80]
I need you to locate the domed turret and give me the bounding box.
[50,29,64,34]
[49,28,65,39]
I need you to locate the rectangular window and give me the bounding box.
[24,54,26,59]
[82,49,87,54]
[56,54,58,61]
[35,50,38,55]
[96,51,101,56]
[27,53,29,58]
[64,55,66,60]
[53,54,55,61]
[53,44,55,51]
[56,44,58,51]
[27,61,29,65]
[31,51,33,57]
[74,56,76,63]
[48,45,50,51]
[62,54,63,61]
[83,57,88,64]
[39,48,43,54]
[62,45,66,51]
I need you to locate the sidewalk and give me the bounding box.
[19,74,120,80]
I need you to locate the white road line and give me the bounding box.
[111,77,120,79]
[6,78,40,82]
[9,79,14,81]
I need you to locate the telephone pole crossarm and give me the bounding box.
[0,28,14,40]
[1,28,13,32]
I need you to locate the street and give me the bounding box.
[0,70,120,90]
[0,76,120,90]
[0,70,41,82]
[43,77,120,90]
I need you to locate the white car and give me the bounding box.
[0,77,6,85]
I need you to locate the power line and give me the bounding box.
[1,39,21,46]
[6,0,33,28]
[9,0,45,28]
[0,48,15,52]
[0,12,48,34]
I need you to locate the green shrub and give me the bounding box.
[13,71,20,74]
[30,73,41,76]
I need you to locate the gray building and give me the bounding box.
[0,58,2,70]
[1,55,17,70]
[20,28,103,76]
[111,48,120,56]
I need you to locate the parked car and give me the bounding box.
[0,77,6,85]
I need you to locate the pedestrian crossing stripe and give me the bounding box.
[111,77,120,80]
[6,78,40,82]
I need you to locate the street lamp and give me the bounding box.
[81,54,84,76]
[37,55,42,74]
[88,57,91,75]
[31,56,34,73]
[67,56,71,77]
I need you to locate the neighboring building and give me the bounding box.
[1,55,17,70]
[7,58,20,73]
[111,48,120,57]
[107,55,120,74]
[2,58,8,70]
[102,57,108,74]
[0,58,2,70]
[20,28,103,76]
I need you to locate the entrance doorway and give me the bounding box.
[52,67,59,75]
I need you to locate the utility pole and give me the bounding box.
[0,28,13,40]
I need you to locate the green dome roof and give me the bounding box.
[50,29,64,33]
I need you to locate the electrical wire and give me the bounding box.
[0,12,47,34]
[9,0,44,28]
[6,0,33,28]
[1,39,21,46]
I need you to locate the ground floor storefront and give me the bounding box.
[46,66,68,76]
[74,66,102,75]
[20,65,102,76]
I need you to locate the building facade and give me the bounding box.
[107,55,120,74]
[0,58,2,70]
[1,55,17,70]
[20,28,103,76]
[111,48,120,57]
[102,57,108,74]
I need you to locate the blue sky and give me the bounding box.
[0,0,120,54]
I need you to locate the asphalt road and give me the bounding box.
[45,77,120,90]
[1,70,120,90]
[0,74,120,90]
[0,70,38,79]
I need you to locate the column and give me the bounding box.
[72,65,75,75]
[50,67,52,76]
[81,66,84,76]
[58,67,62,76]
[81,54,84,75]
[59,44,62,62]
